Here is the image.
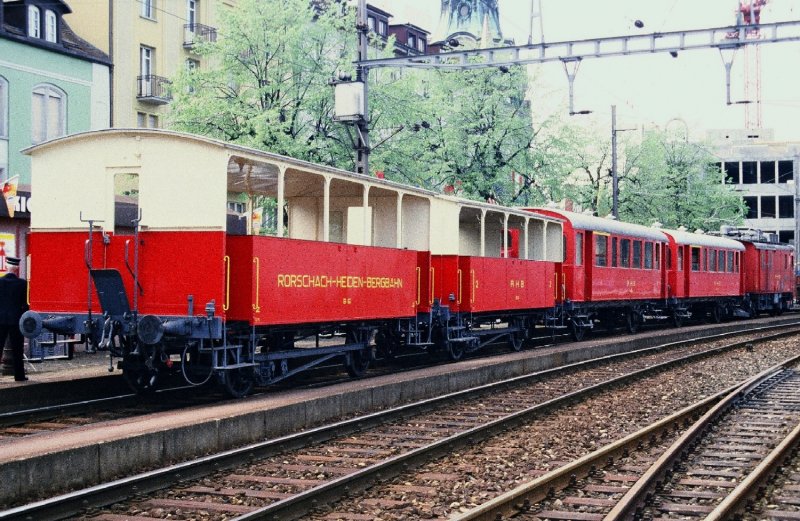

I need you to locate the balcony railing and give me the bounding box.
[137,75,172,105]
[184,23,218,48]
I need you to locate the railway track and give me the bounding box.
[4,327,799,519]
[0,324,795,442]
[451,359,800,521]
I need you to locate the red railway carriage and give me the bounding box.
[20,129,564,395]
[526,209,670,336]
[660,228,745,322]
[733,230,794,314]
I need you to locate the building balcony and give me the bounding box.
[184,23,218,48]
[137,75,172,105]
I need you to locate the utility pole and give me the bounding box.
[355,0,369,175]
[611,105,636,219]
[611,105,619,218]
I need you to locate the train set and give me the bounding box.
[17,129,795,397]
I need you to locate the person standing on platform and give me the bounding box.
[0,257,28,381]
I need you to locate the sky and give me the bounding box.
[368,0,800,141]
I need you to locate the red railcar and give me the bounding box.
[660,228,745,322]
[737,232,794,314]
[527,209,670,336]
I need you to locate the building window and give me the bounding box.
[779,195,794,218]
[0,77,7,139]
[139,46,154,95]
[418,38,426,52]
[761,161,776,184]
[141,0,155,19]
[408,34,416,49]
[724,162,740,184]
[743,196,758,219]
[187,0,197,26]
[28,6,41,38]
[31,84,66,144]
[779,230,794,244]
[778,160,794,183]
[137,112,158,128]
[44,10,57,42]
[367,16,375,32]
[761,196,776,218]
[742,161,757,184]
[378,20,387,35]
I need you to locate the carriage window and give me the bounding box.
[632,241,642,268]
[655,243,660,267]
[595,235,607,267]
[727,251,734,272]
[678,246,683,271]
[644,242,653,269]
[611,237,618,267]
[719,251,726,272]
[691,247,700,271]
[736,252,740,272]
[666,247,672,270]
[620,239,631,268]
[575,232,583,266]
[114,173,139,235]
[703,249,708,271]
[710,249,717,272]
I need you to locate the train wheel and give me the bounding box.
[570,320,586,342]
[447,340,465,361]
[345,347,371,378]
[672,312,683,328]
[223,366,254,398]
[509,319,525,351]
[710,305,723,323]
[626,311,641,334]
[122,354,159,394]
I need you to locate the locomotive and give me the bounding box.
[18,129,794,397]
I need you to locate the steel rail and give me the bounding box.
[2,324,798,520]
[604,357,800,520]
[449,355,800,521]
[229,333,800,520]
[705,415,800,520]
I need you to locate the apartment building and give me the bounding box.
[710,128,800,264]
[0,0,110,267]
[65,0,232,128]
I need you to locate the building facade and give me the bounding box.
[710,128,800,266]
[0,0,110,270]
[65,0,232,129]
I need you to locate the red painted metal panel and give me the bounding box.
[589,265,663,301]
[431,255,459,311]
[457,257,556,313]
[742,242,794,294]
[230,236,417,326]
[29,230,226,317]
[416,251,432,313]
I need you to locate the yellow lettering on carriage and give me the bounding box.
[276,274,405,290]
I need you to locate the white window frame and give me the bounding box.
[28,6,41,38]
[31,84,67,144]
[0,76,7,139]
[45,10,57,42]
[141,0,155,20]
[139,46,154,96]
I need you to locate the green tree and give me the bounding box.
[168,0,357,165]
[618,130,745,231]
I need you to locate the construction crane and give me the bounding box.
[738,0,768,129]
